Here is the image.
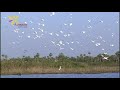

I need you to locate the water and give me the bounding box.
[1,73,119,78]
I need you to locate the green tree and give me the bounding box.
[88,52,91,56]
[80,54,83,57]
[76,56,80,61]
[1,54,8,60]
[49,53,53,58]
[115,51,120,57]
[47,56,49,59]
[115,51,120,61]
[83,54,86,61]
[88,52,91,61]
[22,55,25,59]
[4,55,8,60]
[83,54,86,57]
[70,57,76,61]
[79,54,84,61]
[109,55,116,61]
[1,54,5,60]
[58,53,65,60]
[2,54,4,57]
[34,53,40,59]
[36,53,40,58]
[97,54,102,62]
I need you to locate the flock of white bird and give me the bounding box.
[2,12,118,66]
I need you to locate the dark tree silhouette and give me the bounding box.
[34,53,40,59]
[49,53,53,58]
[115,51,120,61]
[88,52,91,56]
[58,53,65,60]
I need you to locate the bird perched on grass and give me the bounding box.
[59,66,61,70]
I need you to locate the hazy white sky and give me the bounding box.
[1,12,119,58]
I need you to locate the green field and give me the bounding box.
[1,51,119,75]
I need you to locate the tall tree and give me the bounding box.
[88,52,91,61]
[2,54,4,57]
[58,53,65,60]
[115,51,120,57]
[80,54,83,57]
[80,54,83,61]
[83,54,86,61]
[22,55,25,58]
[4,55,8,60]
[88,52,91,56]
[97,54,102,62]
[1,54,5,60]
[76,56,80,61]
[49,53,53,58]
[83,54,86,57]
[34,53,40,59]
[115,51,120,61]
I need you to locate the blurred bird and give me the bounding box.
[59,66,61,70]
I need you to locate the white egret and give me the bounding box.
[59,66,61,70]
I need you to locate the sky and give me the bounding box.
[1,12,119,58]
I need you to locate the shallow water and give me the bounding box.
[1,73,119,78]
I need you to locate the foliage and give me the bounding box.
[1,51,119,74]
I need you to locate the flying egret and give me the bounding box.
[101,55,109,61]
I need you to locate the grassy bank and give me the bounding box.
[1,59,119,75]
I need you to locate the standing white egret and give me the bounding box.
[59,66,61,70]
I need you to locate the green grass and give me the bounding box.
[1,59,119,75]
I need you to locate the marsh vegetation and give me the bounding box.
[1,51,119,75]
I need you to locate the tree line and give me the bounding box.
[1,51,119,62]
